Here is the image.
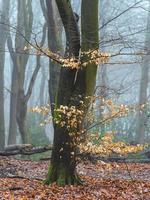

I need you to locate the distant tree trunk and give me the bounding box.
[45,0,99,186]
[96,1,108,134]
[0,0,10,149]
[7,50,18,144]
[96,65,108,133]
[40,0,62,115]
[15,0,33,144]
[136,2,150,144]
[8,0,45,144]
[7,0,32,144]
[39,68,46,106]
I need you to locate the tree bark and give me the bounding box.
[0,0,10,149]
[136,1,150,143]
[45,0,99,186]
[41,0,63,115]
[45,0,81,186]
[8,0,46,144]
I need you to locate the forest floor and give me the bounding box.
[0,156,150,199]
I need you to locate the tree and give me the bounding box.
[40,0,62,115]
[7,0,33,144]
[44,0,99,186]
[136,0,150,144]
[7,0,46,144]
[0,0,10,149]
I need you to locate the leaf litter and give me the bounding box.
[0,156,150,199]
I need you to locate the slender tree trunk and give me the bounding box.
[8,61,18,144]
[39,68,46,106]
[96,1,108,134]
[16,0,33,144]
[8,0,44,144]
[96,65,108,133]
[41,0,62,115]
[136,2,150,143]
[0,0,10,148]
[17,91,28,143]
[81,0,99,96]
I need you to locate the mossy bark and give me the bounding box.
[44,127,83,186]
[45,162,82,186]
[81,0,99,97]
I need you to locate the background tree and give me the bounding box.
[40,0,62,115]
[136,0,150,144]
[0,0,10,149]
[7,0,46,144]
[7,0,33,144]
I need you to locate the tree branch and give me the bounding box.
[25,23,47,102]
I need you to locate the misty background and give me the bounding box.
[0,0,149,150]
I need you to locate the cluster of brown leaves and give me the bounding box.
[29,104,50,115]
[24,45,110,69]
[79,132,145,156]
[59,49,110,69]
[29,105,52,126]
[29,98,145,158]
[81,49,110,66]
[54,105,84,130]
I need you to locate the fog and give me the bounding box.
[0,0,149,149]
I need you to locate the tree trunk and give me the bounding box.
[45,0,99,186]
[45,126,82,185]
[8,0,44,144]
[39,68,46,106]
[41,0,62,115]
[0,0,10,149]
[136,2,150,143]
[81,0,99,96]
[16,90,28,143]
[8,62,18,145]
[16,0,33,144]
[96,64,108,133]
[45,0,81,185]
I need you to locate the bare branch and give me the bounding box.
[100,0,144,30]
[25,23,47,101]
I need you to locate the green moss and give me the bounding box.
[44,164,57,185]
[56,163,67,186]
[86,63,97,97]
[44,162,83,186]
[81,0,99,98]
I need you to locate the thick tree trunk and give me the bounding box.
[45,0,99,186]
[45,0,81,186]
[45,127,82,185]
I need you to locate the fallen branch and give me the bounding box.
[4,144,33,151]
[0,144,52,156]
